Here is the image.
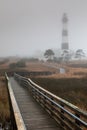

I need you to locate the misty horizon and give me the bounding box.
[0,0,87,57]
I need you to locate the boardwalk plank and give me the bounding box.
[9,77,63,130]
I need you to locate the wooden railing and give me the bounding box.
[14,73,87,130]
[5,73,26,130]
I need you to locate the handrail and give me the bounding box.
[28,78,87,118]
[14,73,87,130]
[5,73,26,130]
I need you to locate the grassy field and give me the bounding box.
[0,59,87,118]
[32,77,87,111]
[0,59,87,130]
[0,77,10,124]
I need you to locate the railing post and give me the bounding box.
[37,89,41,103]
[75,113,80,126]
[60,104,65,127]
[44,92,47,108]
[51,97,54,116]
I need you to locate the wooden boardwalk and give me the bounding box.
[9,77,63,130]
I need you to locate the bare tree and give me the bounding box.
[44,49,55,60]
[75,49,85,59]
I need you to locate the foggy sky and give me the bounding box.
[0,0,87,57]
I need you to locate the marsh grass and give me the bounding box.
[0,77,10,123]
[32,77,87,111]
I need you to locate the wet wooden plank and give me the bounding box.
[7,79,26,130]
[9,77,63,130]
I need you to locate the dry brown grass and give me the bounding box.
[25,62,57,72]
[36,63,87,79]
[1,60,87,78]
[25,62,87,79]
[32,77,87,112]
[0,77,10,123]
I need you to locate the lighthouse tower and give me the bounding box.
[61,13,69,50]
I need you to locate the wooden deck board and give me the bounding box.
[9,77,63,130]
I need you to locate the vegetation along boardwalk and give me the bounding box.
[9,77,63,130]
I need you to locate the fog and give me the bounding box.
[0,0,87,57]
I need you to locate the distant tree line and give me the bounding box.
[9,57,40,69]
[17,58,39,62]
[44,48,86,63]
[0,59,9,65]
[9,60,26,69]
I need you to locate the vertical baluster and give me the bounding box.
[44,92,47,109]
[75,113,80,127]
[51,97,54,116]
[60,103,65,127]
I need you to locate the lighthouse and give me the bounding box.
[61,13,69,50]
